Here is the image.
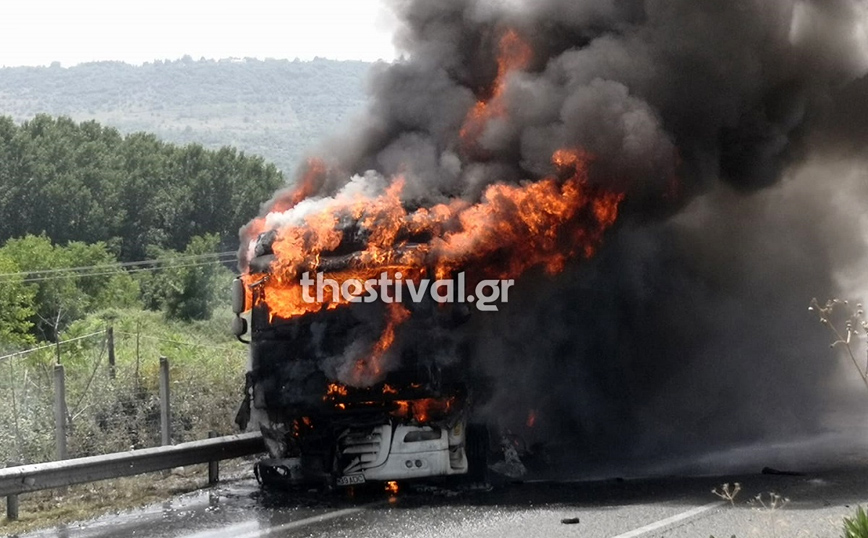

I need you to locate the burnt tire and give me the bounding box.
[464,423,490,485]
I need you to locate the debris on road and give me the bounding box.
[761,467,805,476]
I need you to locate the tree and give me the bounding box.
[138,234,229,321]
[0,235,139,340]
[0,114,284,261]
[0,255,36,347]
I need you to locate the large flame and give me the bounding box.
[460,29,533,153]
[240,29,625,392]
[323,381,458,423]
[242,157,328,246]
[245,149,623,321]
[391,397,457,423]
[243,149,624,388]
[349,303,412,385]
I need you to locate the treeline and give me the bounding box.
[0,115,283,261]
[0,115,284,346]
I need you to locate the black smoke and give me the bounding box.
[242,0,868,473]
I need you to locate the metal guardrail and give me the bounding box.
[0,432,264,498]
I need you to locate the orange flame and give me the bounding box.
[274,158,327,213]
[239,31,624,391]
[248,150,622,316]
[460,29,533,153]
[246,177,425,322]
[243,150,624,387]
[526,410,537,428]
[324,383,349,400]
[323,384,456,424]
[385,481,400,495]
[349,303,411,385]
[391,398,456,423]
[291,416,314,437]
[243,158,327,245]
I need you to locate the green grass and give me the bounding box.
[0,307,248,463]
[843,506,868,538]
[0,307,254,534]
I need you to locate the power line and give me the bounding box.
[0,329,243,364]
[1,258,236,284]
[4,257,238,285]
[0,250,238,281]
[0,330,107,363]
[22,250,236,275]
[114,331,242,351]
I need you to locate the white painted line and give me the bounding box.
[182,521,260,538]
[609,501,725,538]
[182,503,379,538]
[235,507,366,538]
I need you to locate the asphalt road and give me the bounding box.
[14,456,868,538]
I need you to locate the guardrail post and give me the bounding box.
[54,364,68,461]
[0,433,265,498]
[107,327,116,380]
[208,431,219,485]
[159,356,171,446]
[5,462,19,520]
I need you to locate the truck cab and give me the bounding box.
[231,238,486,488]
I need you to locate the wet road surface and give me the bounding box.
[14,458,868,538]
[12,430,868,538]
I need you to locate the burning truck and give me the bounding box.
[226,0,868,485]
[230,231,486,487]
[228,26,632,488]
[230,148,624,488]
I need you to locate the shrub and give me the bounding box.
[843,506,868,538]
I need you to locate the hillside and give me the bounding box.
[0,57,373,174]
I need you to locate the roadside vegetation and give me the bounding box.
[809,299,868,538]
[0,115,274,530]
[708,300,868,538]
[0,307,247,463]
[843,506,868,538]
[809,299,868,394]
[0,115,269,461]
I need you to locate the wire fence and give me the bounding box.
[0,327,247,466]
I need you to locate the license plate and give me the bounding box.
[336,474,366,486]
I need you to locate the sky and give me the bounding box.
[0,0,398,67]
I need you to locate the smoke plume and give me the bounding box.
[240,0,868,473]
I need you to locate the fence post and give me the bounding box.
[107,327,116,380]
[159,356,171,446]
[5,462,19,520]
[208,431,219,485]
[53,364,68,461]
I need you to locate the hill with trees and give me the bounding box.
[0,57,372,174]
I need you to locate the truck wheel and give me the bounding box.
[464,423,490,485]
